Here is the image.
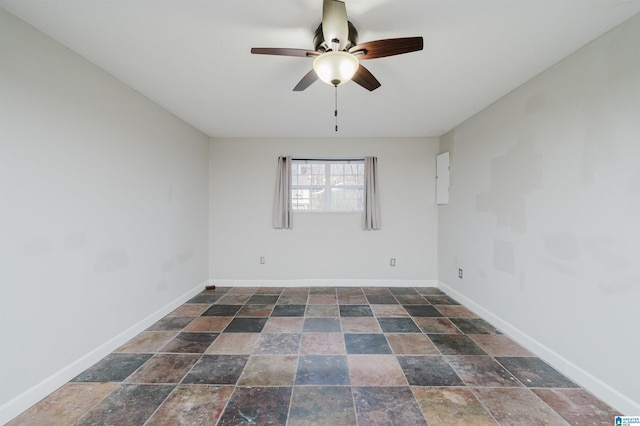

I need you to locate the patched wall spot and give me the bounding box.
[493,239,515,274]
[94,248,129,273]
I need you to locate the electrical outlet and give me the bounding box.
[260,256,265,264]
[390,258,396,267]
[458,268,463,279]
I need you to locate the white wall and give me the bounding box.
[438,13,640,413]
[0,9,209,422]
[209,137,438,284]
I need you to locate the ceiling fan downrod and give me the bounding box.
[335,85,339,132]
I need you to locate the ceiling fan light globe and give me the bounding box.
[313,51,359,86]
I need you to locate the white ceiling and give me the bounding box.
[2,0,640,138]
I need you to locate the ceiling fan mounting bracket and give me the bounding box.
[313,21,358,52]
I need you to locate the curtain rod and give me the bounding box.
[292,157,364,162]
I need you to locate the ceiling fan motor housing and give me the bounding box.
[314,21,358,52]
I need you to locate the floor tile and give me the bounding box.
[415,287,446,296]
[425,295,461,305]
[255,286,284,294]
[126,354,200,384]
[303,317,342,332]
[366,294,398,304]
[237,355,298,386]
[146,316,194,331]
[236,304,274,317]
[187,293,222,304]
[353,386,427,425]
[201,304,242,316]
[403,305,443,317]
[183,316,232,333]
[389,287,419,295]
[473,387,568,425]
[277,295,308,305]
[75,384,174,426]
[532,388,618,426]
[145,385,233,425]
[116,331,178,353]
[218,386,291,425]
[347,355,408,386]
[300,332,346,354]
[289,386,357,426]
[282,287,309,296]
[338,294,368,305]
[205,332,260,354]
[223,317,268,333]
[363,287,392,295]
[181,354,248,385]
[496,357,578,388]
[308,294,337,304]
[397,356,464,386]
[71,353,152,382]
[167,303,210,317]
[434,305,478,318]
[447,355,521,387]
[309,287,337,294]
[295,355,350,385]
[254,332,301,354]
[7,383,118,426]
[12,286,618,426]
[337,287,364,295]
[428,334,487,355]
[340,317,382,333]
[412,386,497,426]
[271,304,306,317]
[246,294,279,304]
[450,317,500,334]
[226,287,258,295]
[377,317,421,333]
[468,334,533,356]
[216,294,251,304]
[412,317,462,334]
[370,304,410,317]
[344,333,392,354]
[305,304,340,317]
[339,304,373,317]
[386,333,439,355]
[160,332,218,353]
[395,294,430,304]
[263,317,304,332]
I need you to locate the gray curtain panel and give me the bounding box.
[273,156,293,229]
[363,156,381,230]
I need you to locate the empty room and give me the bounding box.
[1,1,639,424]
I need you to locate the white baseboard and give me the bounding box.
[438,280,639,415]
[208,279,438,288]
[0,281,207,425]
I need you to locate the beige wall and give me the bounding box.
[209,137,439,284]
[438,13,640,413]
[0,9,210,422]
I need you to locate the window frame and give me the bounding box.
[291,158,365,213]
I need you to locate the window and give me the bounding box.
[291,159,364,212]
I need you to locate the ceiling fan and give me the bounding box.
[251,0,424,92]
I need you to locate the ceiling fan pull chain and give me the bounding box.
[335,85,338,132]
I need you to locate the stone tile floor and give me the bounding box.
[9,286,618,425]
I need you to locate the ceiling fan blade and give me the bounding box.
[293,69,319,91]
[322,0,349,50]
[349,37,423,60]
[251,47,318,58]
[351,64,381,91]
